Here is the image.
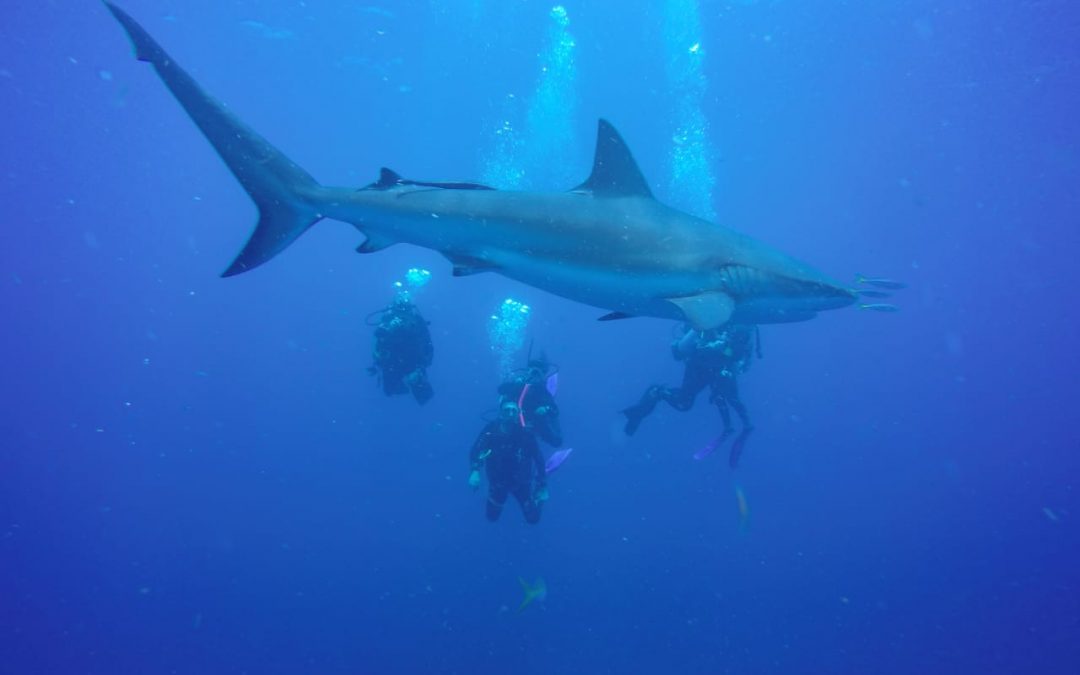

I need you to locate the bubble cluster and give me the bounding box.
[488,298,531,376]
[481,5,577,190]
[664,0,717,221]
[392,267,432,302]
[404,267,432,289]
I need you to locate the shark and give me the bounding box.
[105,3,858,330]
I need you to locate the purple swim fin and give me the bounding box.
[693,430,733,461]
[545,447,573,474]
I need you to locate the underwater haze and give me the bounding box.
[3,1,1079,673]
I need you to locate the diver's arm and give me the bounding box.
[672,329,698,361]
[469,427,493,470]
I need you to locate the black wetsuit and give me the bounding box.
[623,325,758,465]
[370,302,434,404]
[497,369,563,447]
[470,420,546,524]
[681,327,753,432]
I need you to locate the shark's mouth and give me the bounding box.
[716,265,798,299]
[718,265,855,307]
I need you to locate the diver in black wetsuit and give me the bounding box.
[622,323,760,466]
[367,296,434,404]
[497,357,563,447]
[468,401,549,524]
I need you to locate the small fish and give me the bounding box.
[1042,507,1060,523]
[516,577,547,614]
[856,274,908,290]
[734,484,750,532]
[858,289,892,298]
[859,303,900,313]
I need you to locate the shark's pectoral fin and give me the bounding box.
[668,291,735,330]
[356,234,395,254]
[447,253,498,277]
[598,311,635,321]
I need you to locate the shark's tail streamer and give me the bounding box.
[105,3,325,277]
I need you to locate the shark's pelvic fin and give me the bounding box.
[598,311,635,321]
[669,291,735,330]
[573,120,653,198]
[448,254,497,277]
[356,234,395,254]
[105,2,324,277]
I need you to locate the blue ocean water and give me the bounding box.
[3,1,1079,673]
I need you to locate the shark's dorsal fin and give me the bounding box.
[573,120,653,198]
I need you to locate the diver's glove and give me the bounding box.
[468,470,481,491]
[536,485,550,502]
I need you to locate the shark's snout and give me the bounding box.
[807,282,859,310]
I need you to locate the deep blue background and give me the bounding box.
[2,1,1078,673]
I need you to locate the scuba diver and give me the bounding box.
[622,323,760,467]
[468,400,549,524]
[496,356,563,447]
[366,294,434,404]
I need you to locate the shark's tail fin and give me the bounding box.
[105,3,324,276]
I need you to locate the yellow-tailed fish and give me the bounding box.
[516,577,547,614]
[859,303,900,313]
[855,274,908,290]
[734,484,750,532]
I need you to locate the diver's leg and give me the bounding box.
[537,410,563,447]
[486,483,509,522]
[381,366,408,396]
[407,368,434,404]
[622,385,663,436]
[729,427,754,468]
[716,399,734,433]
[513,482,542,525]
[710,376,743,431]
[663,365,710,412]
[727,378,752,430]
[729,397,751,430]
[725,373,760,462]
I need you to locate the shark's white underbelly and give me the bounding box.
[486,248,691,320]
